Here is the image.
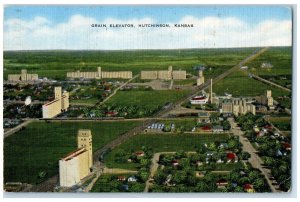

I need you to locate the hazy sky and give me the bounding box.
[4,5,292,50]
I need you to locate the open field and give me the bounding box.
[4,48,257,80]
[104,133,230,170]
[247,47,292,76]
[268,117,291,131]
[105,89,191,113]
[214,70,290,99]
[4,121,141,184]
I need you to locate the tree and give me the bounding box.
[253,178,266,192]
[227,139,238,150]
[222,120,231,130]
[263,156,275,167]
[248,170,260,182]
[240,152,251,160]
[234,186,243,192]
[208,142,217,151]
[138,168,149,182]
[154,170,167,185]
[196,181,209,192]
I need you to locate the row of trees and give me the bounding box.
[236,113,291,192]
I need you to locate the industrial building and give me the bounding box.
[67,67,132,79]
[42,87,69,118]
[255,90,274,109]
[59,129,93,187]
[221,98,256,116]
[196,70,205,86]
[140,66,186,80]
[7,69,38,82]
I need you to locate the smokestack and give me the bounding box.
[210,79,213,103]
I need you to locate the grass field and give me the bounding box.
[4,120,141,184]
[268,117,291,131]
[106,89,191,110]
[104,133,229,170]
[3,48,257,80]
[247,47,292,76]
[214,70,290,99]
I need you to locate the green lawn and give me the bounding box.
[247,47,292,76]
[104,133,229,170]
[268,117,291,131]
[4,120,141,184]
[214,70,290,99]
[106,89,191,109]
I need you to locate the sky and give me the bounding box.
[3,5,293,50]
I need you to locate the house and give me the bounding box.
[253,126,260,133]
[227,152,238,163]
[197,112,210,123]
[117,176,126,181]
[196,160,203,166]
[195,171,205,178]
[218,143,228,149]
[127,176,137,182]
[261,62,273,68]
[172,160,179,166]
[105,111,118,117]
[201,125,211,131]
[135,151,145,157]
[216,179,228,189]
[212,125,224,133]
[282,142,291,151]
[243,183,255,193]
[164,174,175,186]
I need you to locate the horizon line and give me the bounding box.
[3,45,291,52]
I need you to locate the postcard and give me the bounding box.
[3,5,293,194]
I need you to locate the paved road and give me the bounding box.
[228,117,280,192]
[4,120,33,139]
[250,73,291,92]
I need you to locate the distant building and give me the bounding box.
[261,62,273,68]
[59,129,93,187]
[190,95,209,105]
[67,67,132,79]
[197,112,210,123]
[144,123,166,133]
[140,66,186,80]
[8,69,38,82]
[212,125,224,133]
[42,87,69,118]
[196,70,205,86]
[255,90,274,109]
[221,98,256,116]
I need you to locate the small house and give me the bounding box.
[127,176,137,182]
[212,125,224,133]
[243,183,255,193]
[216,179,228,189]
[117,176,126,181]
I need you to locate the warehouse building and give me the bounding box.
[67,67,132,79]
[140,66,186,80]
[42,87,69,118]
[221,98,256,116]
[59,129,93,187]
[8,69,38,82]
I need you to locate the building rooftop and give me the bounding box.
[61,147,87,161]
